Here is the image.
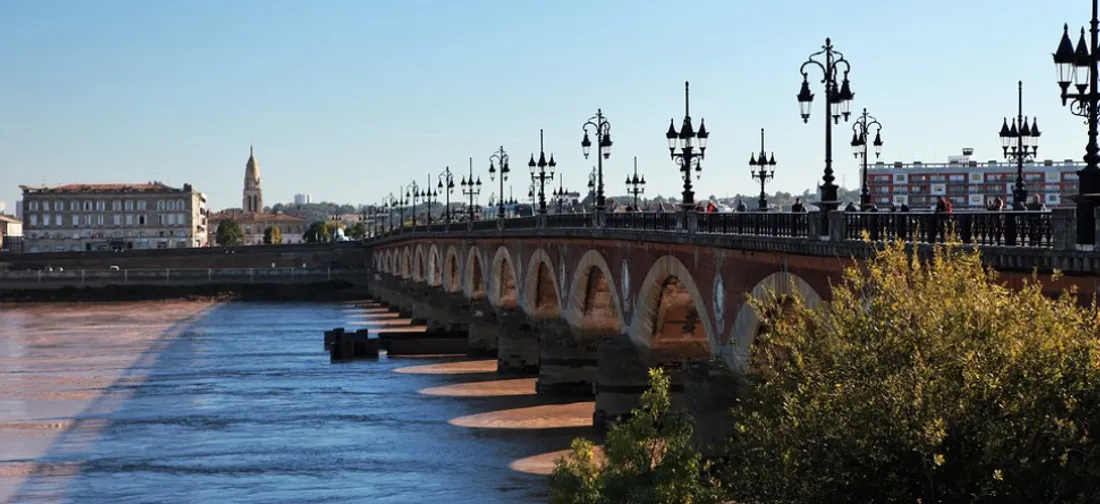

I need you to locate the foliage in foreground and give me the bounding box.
[550,368,721,504]
[262,225,282,245]
[725,240,1100,503]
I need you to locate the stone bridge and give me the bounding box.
[364,209,1100,427]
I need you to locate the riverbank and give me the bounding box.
[0,281,366,303]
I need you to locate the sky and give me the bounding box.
[0,0,1092,211]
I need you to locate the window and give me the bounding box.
[42,214,50,226]
[28,201,39,211]
[126,215,134,226]
[54,215,62,226]
[138,215,146,225]
[112,200,121,211]
[137,200,147,210]
[177,213,185,225]
[72,215,79,226]
[125,200,134,211]
[113,215,122,226]
[157,200,164,211]
[71,201,80,211]
[83,215,91,226]
[83,201,92,211]
[96,215,104,226]
[43,201,50,211]
[96,201,105,211]
[167,214,175,226]
[29,215,37,226]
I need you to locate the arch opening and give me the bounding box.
[446,253,460,292]
[427,246,442,287]
[578,266,621,333]
[649,275,710,362]
[470,258,486,299]
[532,261,560,318]
[496,257,518,309]
[401,249,412,278]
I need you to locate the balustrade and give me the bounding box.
[843,211,1054,248]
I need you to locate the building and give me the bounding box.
[209,147,307,245]
[0,214,23,253]
[866,148,1082,210]
[294,193,312,205]
[14,200,22,219]
[18,182,208,253]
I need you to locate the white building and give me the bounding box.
[294,193,312,205]
[866,148,1082,209]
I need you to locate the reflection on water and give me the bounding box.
[0,301,595,503]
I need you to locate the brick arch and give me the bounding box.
[388,250,397,275]
[489,246,519,309]
[426,244,442,287]
[401,247,412,279]
[726,272,822,370]
[413,245,427,283]
[463,246,487,300]
[566,249,625,333]
[521,248,562,318]
[443,245,461,293]
[632,255,716,361]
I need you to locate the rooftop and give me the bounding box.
[0,214,21,224]
[20,182,197,194]
[868,148,1083,171]
[208,210,305,223]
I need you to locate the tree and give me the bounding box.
[303,221,328,243]
[349,221,367,240]
[722,240,1100,503]
[262,226,282,245]
[214,219,244,246]
[550,368,721,504]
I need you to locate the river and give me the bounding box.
[0,301,596,504]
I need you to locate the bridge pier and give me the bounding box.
[464,299,498,356]
[494,309,539,376]
[593,334,686,429]
[684,360,747,458]
[412,290,470,333]
[536,320,597,396]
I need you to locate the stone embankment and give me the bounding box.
[0,281,364,303]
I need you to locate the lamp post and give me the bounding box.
[797,37,855,235]
[407,180,420,226]
[581,110,613,210]
[397,188,408,229]
[749,128,777,211]
[1054,7,1100,246]
[850,108,883,210]
[420,174,438,224]
[437,166,455,223]
[625,156,646,210]
[460,157,482,221]
[998,81,1040,210]
[665,81,710,210]
[553,173,570,214]
[586,166,597,210]
[488,146,510,221]
[528,129,557,215]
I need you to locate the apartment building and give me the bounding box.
[19,182,208,253]
[865,148,1082,210]
[0,214,23,253]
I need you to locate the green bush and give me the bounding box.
[550,368,721,504]
[724,241,1100,503]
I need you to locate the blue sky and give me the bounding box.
[0,0,1090,211]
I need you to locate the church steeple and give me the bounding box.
[243,146,263,213]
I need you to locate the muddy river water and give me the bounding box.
[0,301,595,503]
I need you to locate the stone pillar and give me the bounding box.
[1052,208,1077,251]
[593,335,688,428]
[807,210,822,238]
[495,308,539,376]
[828,210,846,242]
[684,360,749,459]
[536,319,597,396]
[465,298,498,357]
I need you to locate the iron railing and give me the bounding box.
[697,212,809,238]
[605,212,679,231]
[844,211,1054,248]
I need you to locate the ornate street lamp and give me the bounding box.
[384,194,395,233]
[581,110,612,210]
[438,166,455,223]
[1053,13,1100,245]
[419,174,438,224]
[488,146,510,221]
[528,129,557,215]
[396,187,408,229]
[797,37,855,235]
[997,81,1040,209]
[850,108,884,210]
[460,157,482,221]
[665,81,709,209]
[552,173,570,214]
[625,156,646,210]
[407,180,420,226]
[749,128,777,211]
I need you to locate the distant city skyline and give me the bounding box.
[0,0,1092,210]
